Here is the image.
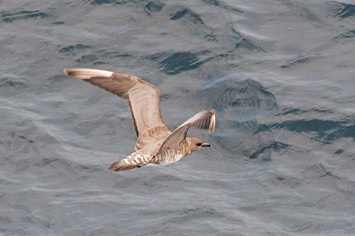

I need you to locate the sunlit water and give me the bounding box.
[1,1,354,235]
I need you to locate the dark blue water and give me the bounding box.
[1,1,354,235]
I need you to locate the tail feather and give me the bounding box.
[108,160,139,172]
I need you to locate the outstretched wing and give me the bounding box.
[159,109,215,152]
[64,68,171,149]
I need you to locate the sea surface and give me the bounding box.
[0,0,354,235]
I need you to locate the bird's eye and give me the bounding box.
[196,143,202,147]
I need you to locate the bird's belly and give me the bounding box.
[147,152,184,166]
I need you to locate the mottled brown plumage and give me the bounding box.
[64,68,216,171]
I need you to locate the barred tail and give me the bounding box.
[108,154,152,171]
[108,160,140,171]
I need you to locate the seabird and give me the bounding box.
[64,68,215,171]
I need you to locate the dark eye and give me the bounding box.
[196,143,202,147]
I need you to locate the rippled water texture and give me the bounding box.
[1,1,354,235]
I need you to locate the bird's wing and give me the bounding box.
[64,68,171,149]
[159,109,215,152]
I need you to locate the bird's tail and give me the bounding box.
[108,153,151,172]
[108,160,140,171]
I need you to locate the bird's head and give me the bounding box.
[186,137,210,153]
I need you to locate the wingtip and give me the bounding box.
[63,68,114,79]
[175,109,216,134]
[208,109,216,134]
[63,68,72,76]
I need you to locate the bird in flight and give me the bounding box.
[64,68,215,171]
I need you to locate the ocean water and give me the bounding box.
[1,0,354,235]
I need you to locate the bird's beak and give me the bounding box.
[201,143,210,147]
